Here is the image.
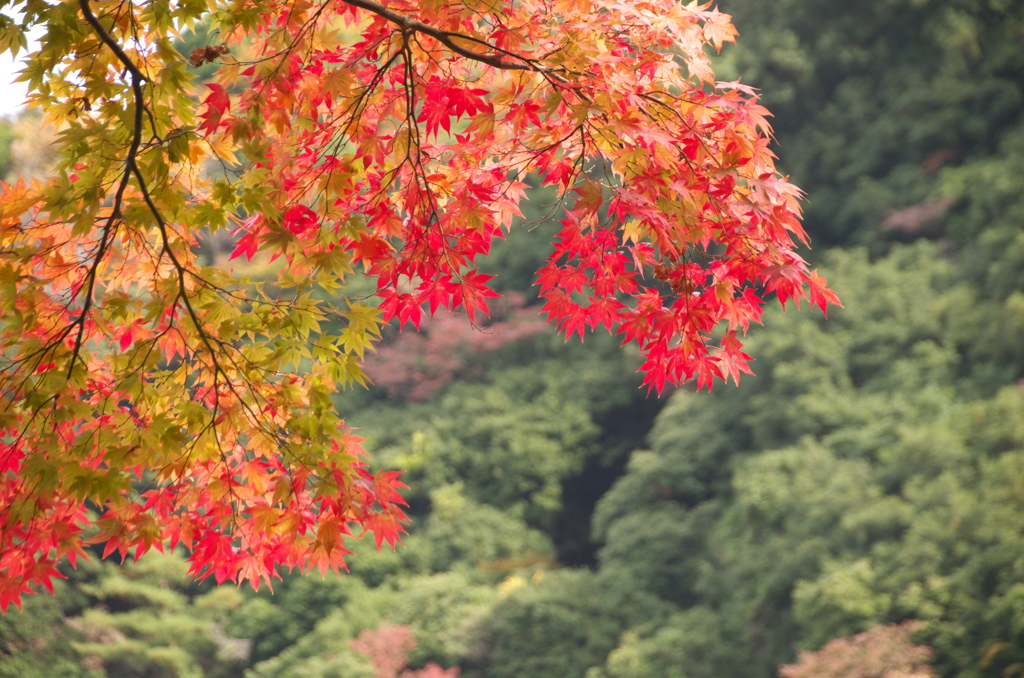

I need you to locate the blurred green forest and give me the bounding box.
[4,0,1024,676]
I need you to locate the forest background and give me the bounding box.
[2,0,1023,677]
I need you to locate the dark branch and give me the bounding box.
[69,0,150,378]
[340,0,562,77]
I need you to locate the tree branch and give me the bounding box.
[340,0,558,75]
[78,0,148,85]
[69,0,150,378]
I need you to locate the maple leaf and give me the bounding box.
[418,78,492,139]
[199,83,232,133]
[807,269,843,317]
[716,330,755,386]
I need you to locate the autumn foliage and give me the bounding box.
[778,622,937,678]
[351,623,460,678]
[364,293,547,401]
[0,0,836,611]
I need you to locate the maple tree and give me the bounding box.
[778,621,937,678]
[363,292,547,401]
[351,623,461,678]
[0,0,837,612]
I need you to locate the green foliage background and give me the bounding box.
[4,1,1024,677]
